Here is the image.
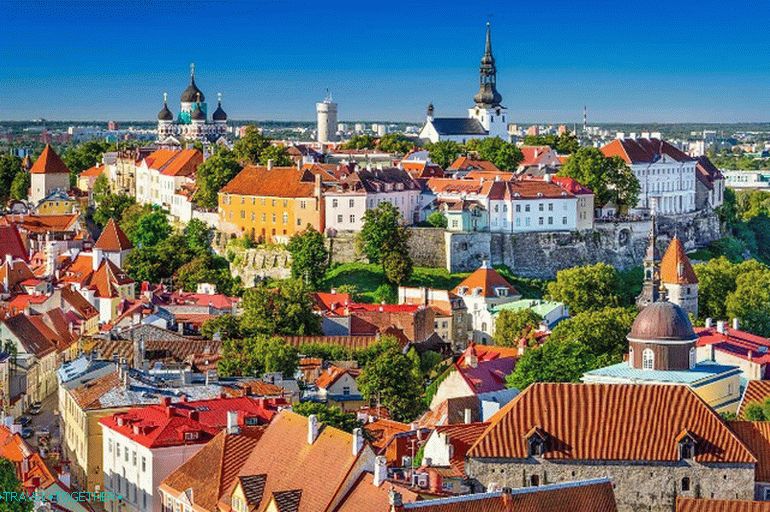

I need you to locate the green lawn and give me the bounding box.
[322,262,547,303]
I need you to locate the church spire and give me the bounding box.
[636,213,661,309]
[473,22,503,108]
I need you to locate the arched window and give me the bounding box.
[681,477,690,492]
[689,347,697,369]
[642,349,655,370]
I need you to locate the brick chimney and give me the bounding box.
[373,456,387,487]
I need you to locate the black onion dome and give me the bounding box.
[191,103,205,121]
[157,102,173,121]
[212,102,227,121]
[181,76,205,103]
[628,301,696,343]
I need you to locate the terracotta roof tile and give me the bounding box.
[334,473,419,512]
[730,421,770,482]
[30,145,70,175]
[79,164,106,178]
[220,166,317,198]
[0,224,28,262]
[739,381,770,418]
[364,419,411,452]
[3,214,79,234]
[468,383,755,463]
[601,138,694,165]
[660,237,697,285]
[447,157,500,173]
[94,218,133,251]
[433,422,489,475]
[315,366,350,390]
[677,497,770,512]
[452,264,519,299]
[2,313,56,358]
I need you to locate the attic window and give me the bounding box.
[537,192,544,198]
[496,288,508,297]
[458,287,468,296]
[678,434,697,460]
[527,435,546,457]
[245,416,260,426]
[184,431,200,441]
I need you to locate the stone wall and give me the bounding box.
[228,247,292,286]
[466,458,754,512]
[326,228,447,268]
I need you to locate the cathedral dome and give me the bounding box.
[181,65,205,103]
[628,301,696,343]
[473,87,503,108]
[191,103,206,121]
[157,102,173,121]
[212,101,227,121]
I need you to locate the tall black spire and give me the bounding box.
[473,22,503,108]
[636,214,661,309]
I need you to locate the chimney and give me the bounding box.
[501,487,513,507]
[544,173,552,183]
[352,427,364,455]
[373,456,387,487]
[464,408,472,424]
[705,318,713,328]
[92,248,102,271]
[733,318,740,331]
[267,159,274,170]
[423,457,432,467]
[308,414,319,444]
[388,489,403,511]
[227,411,239,434]
[465,351,478,369]
[717,320,726,334]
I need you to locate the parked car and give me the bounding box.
[16,416,31,427]
[29,405,42,415]
[20,428,33,439]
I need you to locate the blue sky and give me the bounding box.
[1,0,769,123]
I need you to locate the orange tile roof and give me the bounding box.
[452,264,519,299]
[519,145,556,166]
[2,313,57,358]
[447,156,500,173]
[315,366,350,390]
[160,428,265,512]
[89,258,134,298]
[0,259,35,294]
[94,218,132,252]
[660,237,698,285]
[396,479,617,512]
[145,148,203,177]
[30,145,70,174]
[433,422,489,475]
[232,410,367,512]
[220,166,317,198]
[601,138,694,165]
[79,164,106,177]
[364,418,411,452]
[730,421,770,482]
[283,335,382,351]
[4,214,79,234]
[677,497,770,512]
[69,371,120,409]
[468,383,755,464]
[0,224,28,262]
[334,473,419,512]
[739,381,770,418]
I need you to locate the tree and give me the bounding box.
[240,280,321,336]
[357,345,423,422]
[259,144,293,167]
[0,154,23,203]
[523,132,580,154]
[200,314,241,340]
[743,399,770,421]
[62,140,114,187]
[127,208,172,248]
[494,309,543,347]
[175,254,241,296]
[291,402,362,433]
[91,173,111,203]
[287,226,329,288]
[695,258,767,320]
[218,335,298,378]
[377,133,415,155]
[341,134,376,150]
[382,250,413,284]
[233,125,272,165]
[358,202,409,264]
[183,219,212,256]
[117,203,154,237]
[0,458,32,512]
[425,140,463,169]
[506,339,606,390]
[193,148,242,209]
[10,170,30,201]
[372,284,397,304]
[548,307,636,362]
[546,263,621,314]
[92,194,136,227]
[558,147,639,208]
[726,268,770,337]
[465,137,523,171]
[426,211,448,228]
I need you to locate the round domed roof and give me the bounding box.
[212,102,227,121]
[190,104,205,121]
[181,78,205,103]
[157,102,173,121]
[628,301,696,343]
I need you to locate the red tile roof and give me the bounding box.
[168,290,239,310]
[89,258,134,298]
[94,218,132,252]
[220,166,317,198]
[696,327,770,367]
[520,145,556,166]
[364,418,411,452]
[551,176,593,195]
[79,164,106,178]
[334,473,419,512]
[454,345,516,395]
[282,335,382,351]
[99,396,282,448]
[730,421,770,482]
[433,422,489,475]
[660,237,697,285]
[30,145,70,174]
[0,224,28,262]
[3,214,79,234]
[315,366,351,390]
[468,383,755,463]
[600,138,694,165]
[2,313,57,358]
[452,264,519,299]
[677,497,770,512]
[0,259,35,294]
[447,157,500,173]
[144,149,203,177]
[738,381,770,418]
[695,156,724,191]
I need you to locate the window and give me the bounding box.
[515,204,521,212]
[548,203,553,211]
[282,213,288,224]
[332,199,338,208]
[562,216,567,224]
[642,348,654,370]
[538,203,544,211]
[681,477,690,492]
[337,215,343,223]
[342,386,350,396]
[300,200,306,209]
[349,199,355,207]
[132,451,137,466]
[125,447,129,462]
[525,204,530,212]
[689,348,696,369]
[538,217,543,225]
[529,475,540,487]
[548,217,553,225]
[141,457,146,472]
[184,431,199,441]
[116,444,120,458]
[108,439,113,453]
[350,215,355,223]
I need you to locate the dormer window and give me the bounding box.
[677,431,697,460]
[495,288,508,297]
[183,431,199,441]
[473,287,483,296]
[525,427,547,457]
[458,287,468,296]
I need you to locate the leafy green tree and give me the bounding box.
[726,268,770,336]
[118,203,154,237]
[183,219,212,256]
[558,147,639,208]
[358,345,423,422]
[743,400,770,421]
[0,154,23,203]
[259,144,293,167]
[0,458,32,512]
[194,148,242,209]
[291,402,363,433]
[372,283,397,304]
[695,258,767,320]
[358,202,410,264]
[200,314,241,340]
[233,125,272,165]
[548,307,636,362]
[427,211,448,228]
[218,335,298,378]
[175,254,241,296]
[10,170,30,201]
[92,194,136,227]
[341,134,376,150]
[124,246,164,282]
[425,140,463,168]
[127,208,171,248]
[287,226,329,288]
[523,132,580,154]
[546,263,621,314]
[62,140,114,187]
[465,137,523,171]
[377,133,415,155]
[506,339,607,390]
[382,250,413,284]
[91,173,111,203]
[334,284,361,302]
[240,279,321,336]
[494,309,543,347]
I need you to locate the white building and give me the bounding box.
[324,167,421,232]
[134,148,202,222]
[601,137,697,214]
[316,91,339,143]
[419,23,508,144]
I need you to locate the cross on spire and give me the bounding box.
[190,62,195,79]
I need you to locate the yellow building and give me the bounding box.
[218,165,324,243]
[35,190,80,215]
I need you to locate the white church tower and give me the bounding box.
[467,22,508,139]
